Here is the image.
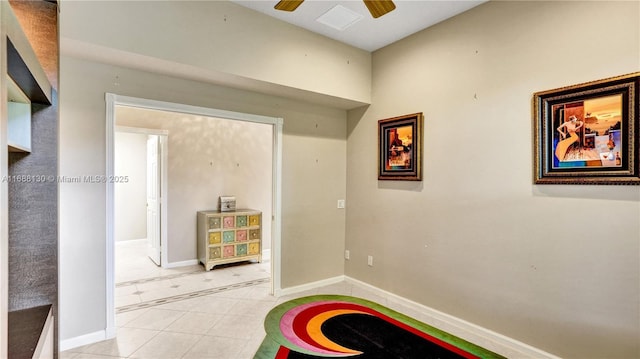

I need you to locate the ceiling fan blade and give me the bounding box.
[363,0,396,18]
[274,0,304,12]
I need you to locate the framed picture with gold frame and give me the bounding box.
[533,73,640,185]
[378,113,423,181]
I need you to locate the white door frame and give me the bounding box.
[105,93,283,339]
[115,126,169,267]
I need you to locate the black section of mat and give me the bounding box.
[285,313,467,359]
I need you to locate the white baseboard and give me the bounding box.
[62,273,557,358]
[59,330,107,352]
[275,275,345,297]
[262,248,270,262]
[162,259,198,269]
[274,275,559,358]
[342,276,560,359]
[115,238,146,244]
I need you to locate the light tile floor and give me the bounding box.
[61,239,279,359]
[60,240,533,359]
[58,241,387,359]
[59,251,361,359]
[111,240,273,309]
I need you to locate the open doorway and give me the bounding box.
[114,127,169,283]
[105,94,283,338]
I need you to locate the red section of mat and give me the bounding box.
[275,345,290,359]
[290,301,478,359]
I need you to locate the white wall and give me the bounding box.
[114,131,147,242]
[346,1,639,358]
[116,106,273,262]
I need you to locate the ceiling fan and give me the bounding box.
[274,0,396,19]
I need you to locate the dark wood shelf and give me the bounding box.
[8,304,52,359]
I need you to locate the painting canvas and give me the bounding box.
[534,73,640,184]
[378,113,423,181]
[551,95,623,168]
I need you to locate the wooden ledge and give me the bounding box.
[8,304,52,359]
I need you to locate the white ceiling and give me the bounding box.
[230,0,487,52]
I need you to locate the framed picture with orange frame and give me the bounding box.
[378,113,423,181]
[533,73,640,185]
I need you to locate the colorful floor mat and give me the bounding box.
[254,295,505,359]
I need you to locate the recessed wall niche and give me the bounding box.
[3,1,59,358]
[7,76,31,152]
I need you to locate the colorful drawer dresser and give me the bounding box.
[197,209,262,271]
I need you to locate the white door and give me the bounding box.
[146,135,161,265]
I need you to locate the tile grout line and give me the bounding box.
[116,270,205,288]
[116,277,271,314]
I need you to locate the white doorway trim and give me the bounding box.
[115,126,169,268]
[105,93,283,339]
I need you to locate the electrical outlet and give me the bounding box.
[337,199,345,209]
[367,255,373,266]
[345,250,350,260]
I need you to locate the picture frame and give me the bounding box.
[378,112,423,181]
[533,73,640,185]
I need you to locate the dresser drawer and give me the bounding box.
[208,216,221,230]
[208,232,221,245]
[209,246,221,259]
[236,215,248,227]
[223,245,235,258]
[249,229,261,240]
[223,216,235,228]
[248,242,260,255]
[249,215,260,226]
[236,230,247,241]
[222,231,235,243]
[236,243,248,256]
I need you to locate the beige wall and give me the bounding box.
[60,0,371,107]
[116,106,274,262]
[59,57,347,341]
[59,0,352,343]
[346,1,639,358]
[59,0,639,356]
[114,131,147,242]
